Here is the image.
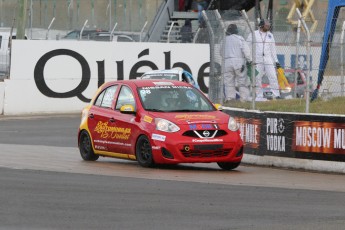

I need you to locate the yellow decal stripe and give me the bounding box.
[94,150,136,160]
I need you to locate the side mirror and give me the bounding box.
[120,104,136,114]
[214,103,223,111]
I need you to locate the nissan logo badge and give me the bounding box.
[203,130,210,137]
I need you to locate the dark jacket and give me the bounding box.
[180,20,193,43]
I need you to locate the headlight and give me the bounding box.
[281,87,291,93]
[228,117,239,131]
[155,118,180,132]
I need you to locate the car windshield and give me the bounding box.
[138,85,215,112]
[142,73,179,81]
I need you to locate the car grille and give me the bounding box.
[181,145,231,158]
[182,130,227,138]
[194,144,223,150]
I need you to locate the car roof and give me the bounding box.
[92,33,134,41]
[142,69,182,75]
[63,29,107,38]
[103,79,191,88]
[66,29,106,34]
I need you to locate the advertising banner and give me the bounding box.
[224,109,345,162]
[5,40,210,114]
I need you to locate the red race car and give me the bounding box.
[78,79,243,170]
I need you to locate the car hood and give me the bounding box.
[147,111,229,125]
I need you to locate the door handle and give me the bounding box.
[88,113,94,119]
[109,118,115,123]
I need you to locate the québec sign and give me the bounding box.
[18,41,211,102]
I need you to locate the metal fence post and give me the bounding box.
[167,21,175,43]
[110,22,118,41]
[202,10,219,103]
[46,17,56,40]
[294,20,301,98]
[296,8,311,113]
[79,19,88,40]
[215,10,225,104]
[242,10,256,110]
[341,21,345,97]
[140,21,148,42]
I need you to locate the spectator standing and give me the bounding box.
[247,19,281,101]
[180,19,193,43]
[224,24,252,102]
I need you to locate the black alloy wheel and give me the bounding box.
[135,135,154,167]
[79,130,99,161]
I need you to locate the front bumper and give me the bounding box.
[149,131,244,164]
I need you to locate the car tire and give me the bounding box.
[217,162,240,170]
[79,130,99,161]
[136,135,154,168]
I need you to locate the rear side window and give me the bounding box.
[94,85,118,108]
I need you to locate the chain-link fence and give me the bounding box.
[197,7,345,113]
[0,0,161,39]
[0,0,163,79]
[1,0,345,112]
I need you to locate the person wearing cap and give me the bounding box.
[247,19,281,101]
[223,24,252,102]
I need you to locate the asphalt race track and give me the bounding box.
[0,114,345,230]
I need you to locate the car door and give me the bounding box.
[87,85,118,152]
[106,85,138,155]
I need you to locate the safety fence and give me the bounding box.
[0,1,345,114]
[198,9,345,114]
[0,0,161,39]
[0,0,164,80]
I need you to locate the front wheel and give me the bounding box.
[217,162,240,170]
[135,135,154,168]
[79,130,99,161]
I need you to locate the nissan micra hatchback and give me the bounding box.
[78,79,243,170]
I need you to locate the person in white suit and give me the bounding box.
[223,24,252,102]
[247,19,281,101]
